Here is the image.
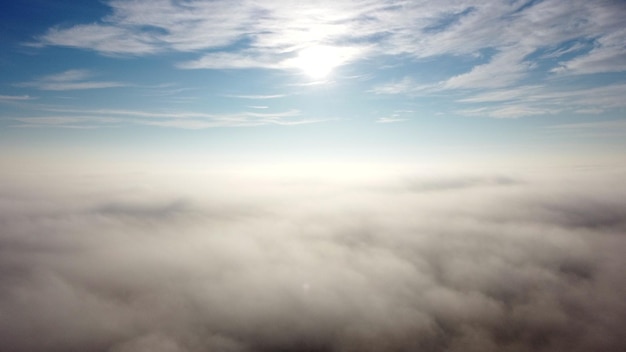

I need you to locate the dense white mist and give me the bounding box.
[0,166,625,351]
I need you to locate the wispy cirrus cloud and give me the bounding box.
[21,0,626,120]
[376,116,408,123]
[11,116,121,129]
[442,48,535,89]
[372,77,626,119]
[540,41,589,60]
[369,77,440,96]
[376,110,414,123]
[552,28,626,75]
[17,69,126,91]
[457,105,559,119]
[177,50,286,70]
[459,83,626,112]
[221,93,287,100]
[547,119,626,136]
[0,94,35,101]
[12,107,321,129]
[177,44,368,75]
[33,1,626,73]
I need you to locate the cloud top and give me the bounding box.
[1,168,625,351]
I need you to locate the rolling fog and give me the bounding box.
[1,167,625,351]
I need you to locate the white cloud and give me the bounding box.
[553,29,626,75]
[540,42,588,59]
[376,110,413,123]
[13,116,119,125]
[457,105,558,119]
[12,107,320,129]
[0,94,34,101]
[33,0,626,76]
[458,85,545,103]
[178,44,368,73]
[138,119,228,129]
[36,24,159,55]
[34,82,127,91]
[574,108,604,115]
[442,48,534,89]
[23,0,626,120]
[547,119,626,136]
[370,77,417,95]
[41,69,93,82]
[177,50,286,70]
[17,69,126,91]
[222,94,286,100]
[372,77,626,119]
[369,77,439,96]
[376,117,408,123]
[0,168,625,351]
[461,83,626,112]
[11,115,122,129]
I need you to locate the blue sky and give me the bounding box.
[1,0,625,168]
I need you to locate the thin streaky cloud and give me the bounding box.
[376,117,408,123]
[22,0,626,118]
[138,116,324,129]
[540,41,589,59]
[13,116,120,125]
[19,81,128,91]
[39,69,92,82]
[41,107,221,119]
[11,115,122,129]
[574,108,604,115]
[547,120,626,131]
[0,95,35,101]
[243,109,300,118]
[222,94,287,100]
[33,1,623,74]
[544,119,626,138]
[17,69,127,91]
[369,78,440,96]
[177,50,286,70]
[457,105,560,119]
[441,48,534,89]
[14,107,312,129]
[460,84,626,110]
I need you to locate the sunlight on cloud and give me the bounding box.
[25,0,626,117]
[0,166,625,351]
[286,45,358,80]
[3,2,626,349]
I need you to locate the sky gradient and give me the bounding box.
[1,0,625,168]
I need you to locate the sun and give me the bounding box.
[289,45,348,80]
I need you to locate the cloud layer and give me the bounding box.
[7,0,623,125]
[1,167,625,351]
[36,0,626,78]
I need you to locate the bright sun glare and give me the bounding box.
[291,45,347,80]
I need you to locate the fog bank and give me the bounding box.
[1,167,625,351]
